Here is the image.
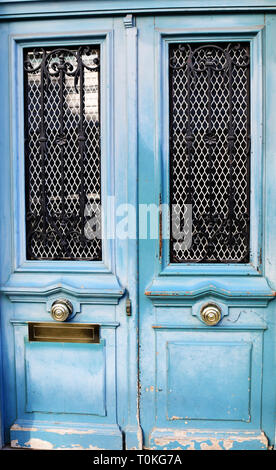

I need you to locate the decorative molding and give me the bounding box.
[0,1,276,21]
[10,319,120,328]
[2,281,124,305]
[145,276,275,305]
[152,323,267,330]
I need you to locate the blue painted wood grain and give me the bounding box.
[138,12,276,450]
[0,3,275,451]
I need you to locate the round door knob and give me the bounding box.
[200,303,221,326]
[51,299,73,322]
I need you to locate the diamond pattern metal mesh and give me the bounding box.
[169,42,250,263]
[24,46,102,260]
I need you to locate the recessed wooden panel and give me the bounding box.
[28,322,100,344]
[167,341,252,422]
[25,341,106,415]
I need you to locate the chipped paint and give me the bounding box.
[136,401,143,450]
[43,428,96,435]
[223,440,234,450]
[151,429,268,450]
[11,424,38,432]
[233,431,268,446]
[200,440,224,450]
[50,444,103,450]
[24,438,54,449]
[10,440,19,448]
[12,440,104,450]
[54,445,85,450]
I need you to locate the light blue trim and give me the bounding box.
[143,22,274,303]
[5,28,126,304]
[1,273,124,304]
[0,328,3,448]
[10,320,120,327]
[152,323,267,330]
[124,16,143,450]
[1,1,276,21]
[10,31,115,276]
[160,263,261,277]
[145,275,275,302]
[158,27,264,276]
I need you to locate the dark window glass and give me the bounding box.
[24,46,101,260]
[169,42,250,263]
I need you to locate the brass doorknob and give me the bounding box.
[200,303,221,326]
[51,299,73,322]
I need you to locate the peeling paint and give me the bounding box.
[10,440,19,448]
[233,431,268,446]
[24,438,54,450]
[43,428,96,435]
[151,429,268,450]
[11,424,97,436]
[55,445,85,450]
[11,424,38,432]
[223,440,234,450]
[186,442,196,450]
[200,440,224,450]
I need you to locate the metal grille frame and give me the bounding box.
[24,45,102,261]
[169,41,251,264]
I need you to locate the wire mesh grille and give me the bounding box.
[169,42,250,263]
[24,46,102,260]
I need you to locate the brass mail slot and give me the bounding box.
[28,322,100,344]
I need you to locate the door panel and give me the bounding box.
[0,15,140,450]
[138,13,276,450]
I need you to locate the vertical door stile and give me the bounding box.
[124,14,143,450]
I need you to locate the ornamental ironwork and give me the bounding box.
[24,46,102,260]
[169,42,250,263]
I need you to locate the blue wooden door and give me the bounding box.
[138,13,276,450]
[0,4,276,452]
[0,14,140,450]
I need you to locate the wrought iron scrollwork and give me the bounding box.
[169,42,250,263]
[24,46,101,260]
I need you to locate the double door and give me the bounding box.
[0,12,275,450]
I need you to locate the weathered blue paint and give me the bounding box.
[0,0,275,451]
[1,1,276,21]
[0,10,140,450]
[149,429,268,450]
[138,11,276,451]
